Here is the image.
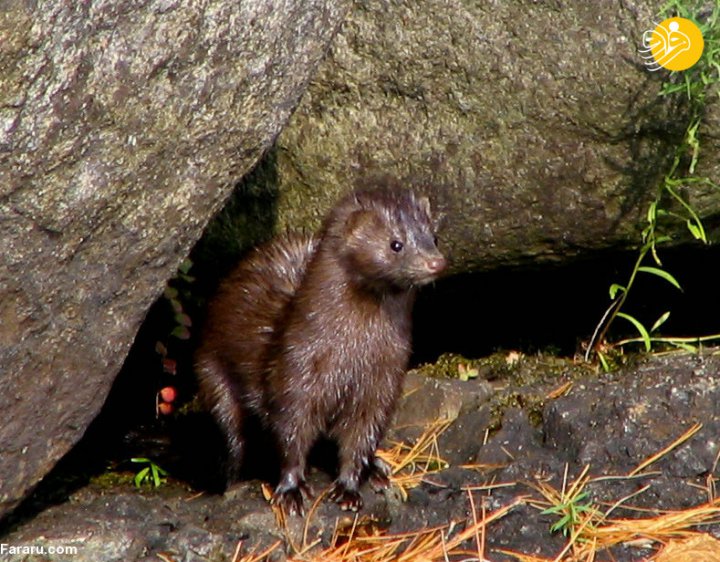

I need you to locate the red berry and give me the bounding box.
[158,402,173,415]
[159,386,177,403]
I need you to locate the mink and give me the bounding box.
[195,187,446,515]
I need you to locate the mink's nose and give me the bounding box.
[426,255,447,275]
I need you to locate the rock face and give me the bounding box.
[2,0,718,525]
[0,0,350,519]
[272,0,720,271]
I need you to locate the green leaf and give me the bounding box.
[646,200,657,224]
[174,312,192,327]
[170,298,183,313]
[637,266,682,291]
[171,325,191,340]
[686,219,705,241]
[574,491,589,502]
[673,341,698,352]
[686,119,701,174]
[660,82,687,96]
[651,311,671,333]
[550,515,572,535]
[609,284,626,299]
[617,312,651,352]
[163,286,178,300]
[178,259,193,275]
[597,351,611,373]
[134,467,149,488]
[650,242,663,267]
[151,463,168,487]
[151,465,162,487]
[664,183,707,243]
[542,504,565,516]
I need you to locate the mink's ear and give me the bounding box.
[344,209,377,239]
[417,195,444,230]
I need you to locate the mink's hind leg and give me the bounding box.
[197,359,245,487]
[213,400,244,487]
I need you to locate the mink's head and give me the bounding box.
[323,188,447,290]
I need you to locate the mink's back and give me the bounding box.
[195,233,318,412]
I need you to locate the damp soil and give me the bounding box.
[2,351,720,561]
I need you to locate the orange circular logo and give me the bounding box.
[641,17,704,72]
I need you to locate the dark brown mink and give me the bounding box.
[195,187,446,515]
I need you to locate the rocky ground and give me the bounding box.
[2,350,720,562]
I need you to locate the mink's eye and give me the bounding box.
[390,240,403,252]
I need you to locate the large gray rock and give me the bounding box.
[272,0,720,271]
[0,0,350,519]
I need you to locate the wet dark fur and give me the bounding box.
[195,188,446,515]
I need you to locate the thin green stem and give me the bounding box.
[586,246,650,361]
[615,334,720,347]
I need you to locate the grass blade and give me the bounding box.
[651,311,671,333]
[637,266,682,291]
[608,284,626,299]
[134,467,149,488]
[617,312,651,351]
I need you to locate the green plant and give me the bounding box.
[131,457,168,488]
[586,1,720,365]
[537,466,600,541]
[658,1,720,104]
[152,258,195,416]
[163,258,195,344]
[542,490,597,538]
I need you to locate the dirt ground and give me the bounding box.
[2,350,720,561]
